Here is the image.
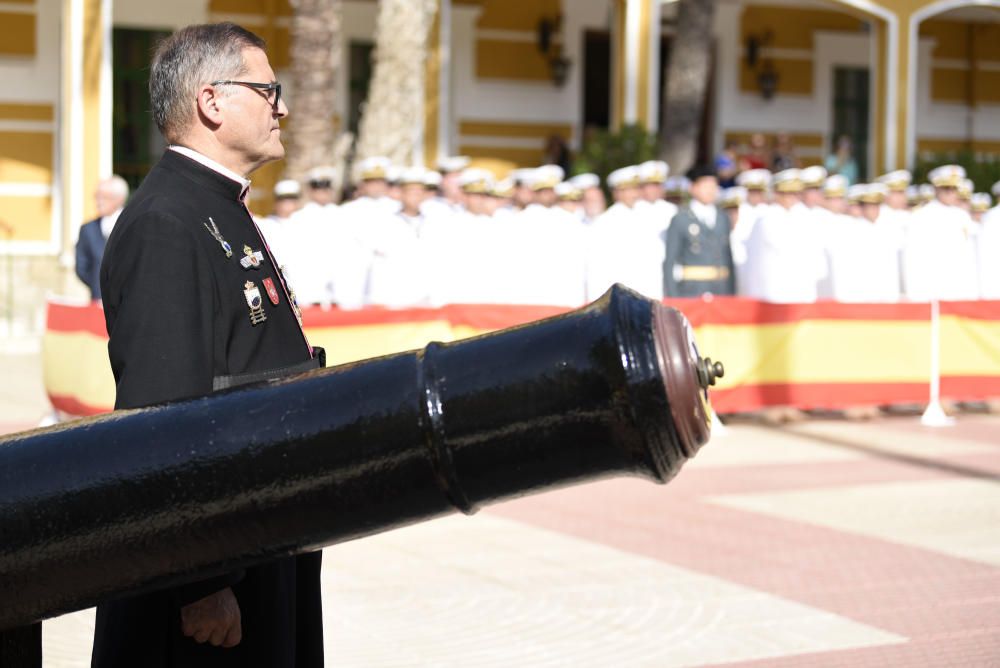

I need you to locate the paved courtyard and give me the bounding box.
[2,350,999,666]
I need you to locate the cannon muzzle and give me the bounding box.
[0,285,721,630]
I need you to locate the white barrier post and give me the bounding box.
[710,407,727,437]
[921,299,954,427]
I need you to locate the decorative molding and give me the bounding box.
[0,183,53,196]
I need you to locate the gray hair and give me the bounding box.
[150,23,266,143]
[100,175,130,200]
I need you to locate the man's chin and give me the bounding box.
[249,148,285,175]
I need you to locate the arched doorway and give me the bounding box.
[712,0,896,178]
[908,1,1000,174]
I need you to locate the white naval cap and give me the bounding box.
[664,175,691,195]
[877,169,912,191]
[823,174,849,198]
[905,185,921,204]
[491,178,515,198]
[992,180,1000,198]
[929,164,966,188]
[773,168,803,193]
[273,179,302,198]
[918,183,936,202]
[846,183,867,203]
[397,165,428,186]
[607,165,641,189]
[719,186,746,209]
[554,181,583,201]
[569,173,600,190]
[510,168,535,186]
[437,155,471,174]
[958,178,974,200]
[736,168,772,191]
[356,156,392,182]
[385,165,402,185]
[859,182,888,204]
[306,165,337,185]
[527,164,565,191]
[458,167,495,194]
[638,160,669,184]
[423,170,443,189]
[800,165,828,189]
[971,192,992,213]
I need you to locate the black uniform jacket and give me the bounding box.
[93,149,324,668]
[662,206,736,298]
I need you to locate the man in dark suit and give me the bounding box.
[93,23,324,668]
[74,176,129,300]
[663,165,736,297]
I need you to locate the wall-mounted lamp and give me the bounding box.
[756,60,779,100]
[537,15,572,87]
[744,30,778,100]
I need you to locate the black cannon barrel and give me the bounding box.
[0,285,722,630]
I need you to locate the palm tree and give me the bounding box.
[354,0,438,165]
[284,0,344,183]
[660,0,716,175]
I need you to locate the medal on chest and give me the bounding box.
[243,281,267,325]
[240,244,265,269]
[689,223,703,254]
[288,289,303,326]
[203,217,233,257]
[262,277,280,305]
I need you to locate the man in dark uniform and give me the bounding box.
[94,23,323,668]
[662,165,736,297]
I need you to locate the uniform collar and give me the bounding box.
[689,199,717,229]
[167,145,252,201]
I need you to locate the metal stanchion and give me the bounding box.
[920,299,954,427]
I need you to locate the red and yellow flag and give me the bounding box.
[43,298,1000,416]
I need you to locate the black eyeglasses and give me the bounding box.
[211,80,282,111]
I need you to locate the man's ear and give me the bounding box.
[196,85,224,127]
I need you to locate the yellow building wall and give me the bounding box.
[0,195,52,242]
[0,130,53,183]
[208,0,292,68]
[82,0,104,226]
[920,18,1000,105]
[475,0,560,82]
[459,119,572,173]
[210,0,293,16]
[0,11,36,56]
[0,94,53,242]
[739,5,864,96]
[424,5,443,170]
[916,138,1000,155]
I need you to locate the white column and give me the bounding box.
[61,0,84,257]
[646,0,662,132]
[99,0,113,179]
[439,0,451,159]
[623,0,642,124]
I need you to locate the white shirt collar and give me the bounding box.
[169,145,251,200]
[690,199,717,229]
[100,207,123,239]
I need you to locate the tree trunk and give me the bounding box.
[284,0,343,184]
[660,0,715,176]
[355,0,438,165]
